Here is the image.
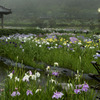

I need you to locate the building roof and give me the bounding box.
[0,5,11,14]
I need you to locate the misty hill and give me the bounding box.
[0,0,100,27]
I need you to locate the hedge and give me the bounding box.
[0,28,50,37]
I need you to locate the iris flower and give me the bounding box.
[74,89,81,94]
[52,91,64,99]
[11,91,20,97]
[26,90,33,96]
[52,72,59,76]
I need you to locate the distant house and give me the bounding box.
[0,5,12,28]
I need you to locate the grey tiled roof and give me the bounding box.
[0,6,11,14]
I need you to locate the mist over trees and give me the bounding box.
[0,0,100,27]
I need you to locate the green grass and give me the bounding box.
[0,33,99,74]
[0,67,96,100]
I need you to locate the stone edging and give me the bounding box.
[0,56,92,79]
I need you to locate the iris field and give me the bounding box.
[0,31,100,99]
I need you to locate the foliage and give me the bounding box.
[0,29,49,37]
[0,68,96,100]
[0,32,99,74]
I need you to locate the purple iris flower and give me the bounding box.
[12,70,14,74]
[52,72,59,76]
[96,54,100,57]
[29,70,32,75]
[52,91,64,99]
[13,42,15,44]
[38,34,43,37]
[82,83,89,89]
[11,91,16,97]
[81,87,88,92]
[47,47,50,49]
[94,56,98,59]
[21,42,24,44]
[70,37,78,43]
[26,90,33,96]
[53,35,57,39]
[75,83,89,93]
[14,45,17,47]
[46,35,52,39]
[70,48,73,50]
[77,35,85,39]
[16,91,20,96]
[67,44,71,47]
[58,45,62,48]
[19,45,23,48]
[11,91,20,97]
[76,84,82,88]
[47,35,57,39]
[74,89,81,94]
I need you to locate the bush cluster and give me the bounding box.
[0,29,49,37]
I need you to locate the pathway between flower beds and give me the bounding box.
[0,56,92,80]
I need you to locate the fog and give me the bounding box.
[0,0,100,27]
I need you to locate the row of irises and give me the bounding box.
[0,33,100,74]
[0,63,95,100]
[0,33,99,51]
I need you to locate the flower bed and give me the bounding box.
[0,32,99,74]
[0,67,96,100]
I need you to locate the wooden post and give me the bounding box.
[1,14,4,29]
